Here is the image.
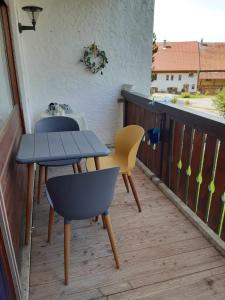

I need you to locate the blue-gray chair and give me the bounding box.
[35,116,82,203]
[46,167,120,285]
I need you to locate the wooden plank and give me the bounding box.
[135,106,145,163]
[0,228,16,300]
[178,125,191,201]
[30,286,104,300]
[143,110,155,172]
[29,166,225,299]
[170,122,182,192]
[187,130,204,212]
[0,107,27,264]
[197,135,217,222]
[209,140,225,237]
[109,265,225,299]
[160,114,170,184]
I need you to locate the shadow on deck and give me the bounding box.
[29,166,225,300]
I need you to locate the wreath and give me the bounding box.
[80,43,108,75]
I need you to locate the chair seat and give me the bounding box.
[86,155,129,174]
[38,158,81,167]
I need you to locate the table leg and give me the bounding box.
[25,163,34,245]
[94,157,101,222]
[94,157,100,170]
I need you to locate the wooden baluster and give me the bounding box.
[185,129,195,205]
[205,139,220,224]
[218,192,225,237]
[195,134,207,213]
[176,124,186,194]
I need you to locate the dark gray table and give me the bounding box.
[16,130,110,244]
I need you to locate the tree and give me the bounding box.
[151,33,158,82]
[214,87,225,117]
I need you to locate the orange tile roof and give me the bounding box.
[199,71,225,80]
[152,42,200,72]
[199,43,225,71]
[153,41,225,73]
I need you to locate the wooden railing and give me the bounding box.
[122,90,225,242]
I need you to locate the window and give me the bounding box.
[189,73,194,77]
[0,13,13,131]
[171,75,174,80]
[178,75,182,81]
[166,75,169,80]
[152,73,157,81]
[191,84,195,90]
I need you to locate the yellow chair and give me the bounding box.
[86,125,145,212]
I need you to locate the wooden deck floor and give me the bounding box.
[29,166,225,300]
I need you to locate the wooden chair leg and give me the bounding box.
[45,166,48,183]
[102,215,106,229]
[64,223,71,286]
[103,214,120,269]
[48,207,54,243]
[127,175,142,212]
[77,163,82,173]
[37,165,45,204]
[122,174,129,193]
[72,164,77,173]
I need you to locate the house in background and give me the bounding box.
[152,40,225,94]
[151,41,199,94]
[198,42,225,94]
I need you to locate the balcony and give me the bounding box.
[29,165,225,299]
[27,91,225,299]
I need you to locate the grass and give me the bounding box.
[184,99,190,106]
[152,93,214,100]
[179,92,213,99]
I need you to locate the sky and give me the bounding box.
[154,0,225,42]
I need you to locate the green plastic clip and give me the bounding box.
[177,160,182,170]
[186,166,191,177]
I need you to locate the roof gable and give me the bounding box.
[199,43,225,71]
[153,41,200,72]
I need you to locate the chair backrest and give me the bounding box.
[114,125,144,172]
[46,167,119,221]
[35,116,79,133]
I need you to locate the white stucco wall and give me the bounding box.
[152,72,198,93]
[15,0,154,143]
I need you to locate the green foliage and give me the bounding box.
[184,99,190,106]
[80,43,108,75]
[152,33,158,63]
[151,72,157,82]
[181,92,191,98]
[151,33,158,82]
[171,96,178,104]
[214,87,225,117]
[178,91,211,99]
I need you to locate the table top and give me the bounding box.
[16,130,110,164]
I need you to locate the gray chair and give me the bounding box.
[35,116,82,203]
[46,167,120,285]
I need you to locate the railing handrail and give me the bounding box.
[122,90,225,141]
